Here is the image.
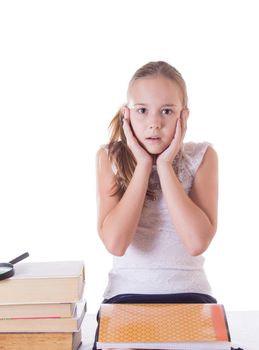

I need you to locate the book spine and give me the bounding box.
[211,304,231,341]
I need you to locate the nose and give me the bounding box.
[148,113,161,130]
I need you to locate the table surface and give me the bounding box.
[80,310,259,350]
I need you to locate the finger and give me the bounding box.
[181,114,187,142]
[174,117,182,143]
[182,116,188,142]
[123,106,135,140]
[122,116,131,136]
[180,110,188,137]
[123,105,130,120]
[122,117,135,146]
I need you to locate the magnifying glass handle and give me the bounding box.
[9,252,29,265]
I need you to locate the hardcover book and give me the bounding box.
[97,303,231,350]
[0,261,85,304]
[0,300,86,332]
[0,302,76,319]
[0,329,82,350]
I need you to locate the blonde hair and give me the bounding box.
[108,61,188,198]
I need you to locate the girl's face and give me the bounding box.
[127,75,185,155]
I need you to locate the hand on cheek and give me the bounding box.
[122,106,153,167]
[156,110,188,166]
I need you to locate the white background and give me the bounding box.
[1,1,258,313]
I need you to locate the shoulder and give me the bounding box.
[96,144,119,175]
[96,144,108,158]
[183,141,215,156]
[96,145,108,166]
[182,141,217,176]
[96,145,113,174]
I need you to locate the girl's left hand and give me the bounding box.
[156,109,188,166]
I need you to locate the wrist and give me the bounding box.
[156,160,175,177]
[156,158,172,169]
[135,159,153,174]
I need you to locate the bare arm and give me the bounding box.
[96,107,154,256]
[96,147,152,256]
[157,146,218,256]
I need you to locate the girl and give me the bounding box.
[94,61,218,349]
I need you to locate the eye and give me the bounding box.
[136,107,147,114]
[161,108,173,116]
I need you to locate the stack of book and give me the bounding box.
[97,303,232,350]
[0,260,86,350]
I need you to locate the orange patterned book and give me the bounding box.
[97,303,231,349]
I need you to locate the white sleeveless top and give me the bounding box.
[103,142,213,299]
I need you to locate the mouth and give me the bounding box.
[146,136,161,142]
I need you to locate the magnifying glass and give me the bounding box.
[0,252,29,281]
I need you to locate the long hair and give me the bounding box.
[108,61,188,199]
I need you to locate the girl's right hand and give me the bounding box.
[122,106,153,168]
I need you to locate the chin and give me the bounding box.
[146,148,166,155]
[146,143,168,153]
[141,141,168,155]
